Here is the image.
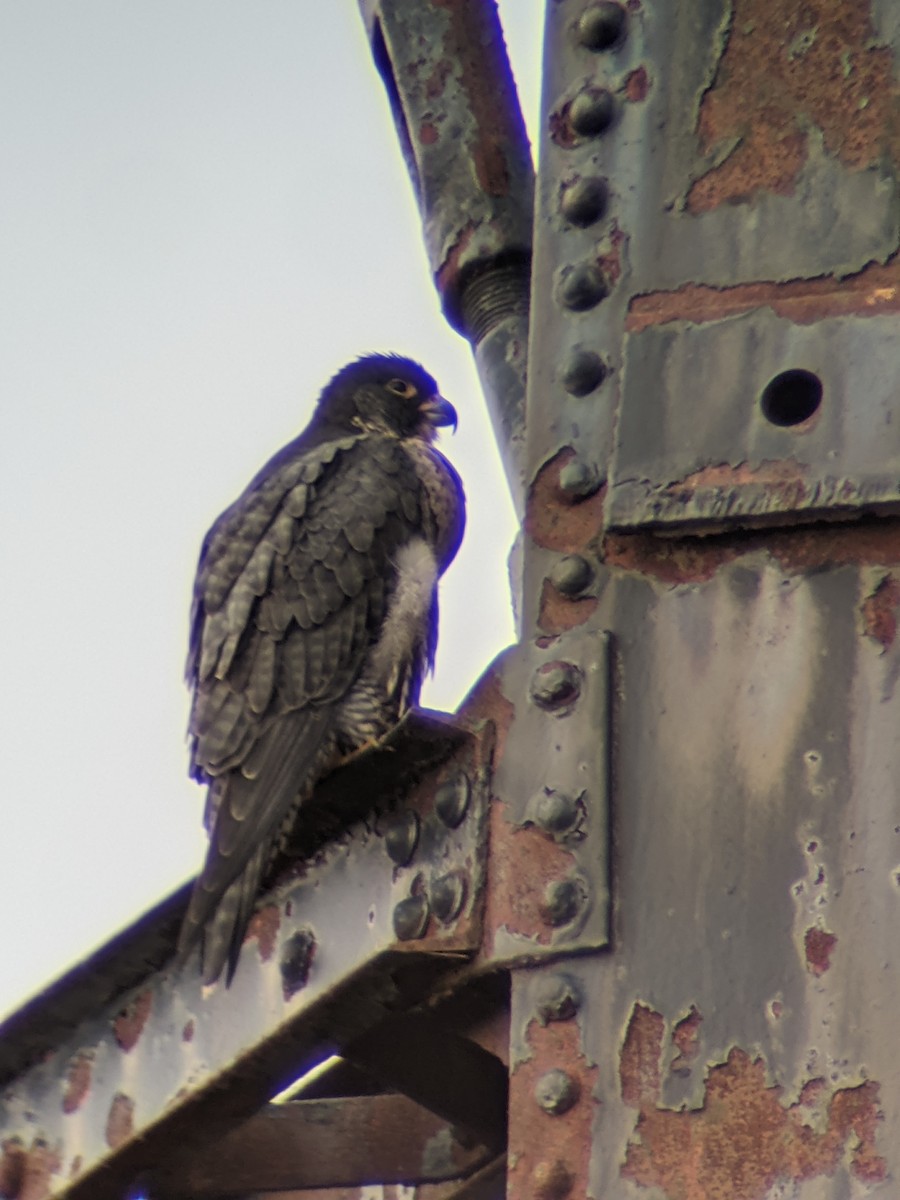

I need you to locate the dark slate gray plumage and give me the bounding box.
[178,354,465,983]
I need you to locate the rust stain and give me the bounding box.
[627,254,900,332]
[861,573,900,650]
[804,926,837,975]
[688,0,900,213]
[526,450,605,554]
[112,989,152,1052]
[604,518,900,585]
[434,221,477,301]
[624,65,650,102]
[670,1006,702,1075]
[621,1003,886,1196]
[68,1156,82,1179]
[182,1019,195,1043]
[419,122,439,145]
[13,1140,61,1200]
[620,1003,665,1106]
[508,1000,599,1200]
[0,1140,24,1198]
[61,1051,92,1115]
[247,903,280,962]
[482,799,581,952]
[598,224,626,287]
[538,578,599,635]
[105,1093,135,1150]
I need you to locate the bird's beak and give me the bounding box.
[420,393,458,433]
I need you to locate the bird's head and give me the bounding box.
[315,354,457,442]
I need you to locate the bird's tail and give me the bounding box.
[176,708,339,985]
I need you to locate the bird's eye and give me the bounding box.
[386,378,418,399]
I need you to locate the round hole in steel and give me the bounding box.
[760,369,822,427]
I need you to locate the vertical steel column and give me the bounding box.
[502,1,900,1196]
[357,0,535,513]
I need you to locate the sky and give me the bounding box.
[0,3,543,1019]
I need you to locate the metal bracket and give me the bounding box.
[481,629,611,966]
[607,309,900,531]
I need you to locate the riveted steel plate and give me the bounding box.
[607,309,900,531]
[0,720,490,1200]
[484,629,611,965]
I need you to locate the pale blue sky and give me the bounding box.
[0,3,543,1017]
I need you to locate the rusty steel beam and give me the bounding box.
[0,715,494,1200]
[146,1094,494,1197]
[357,0,535,511]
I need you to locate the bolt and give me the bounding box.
[558,262,608,311]
[549,555,593,597]
[532,788,582,836]
[568,88,615,138]
[530,661,582,710]
[534,1160,574,1200]
[280,929,316,999]
[558,458,601,499]
[393,894,430,941]
[534,974,583,1024]
[561,348,607,397]
[535,1069,581,1115]
[560,176,608,227]
[384,811,419,866]
[541,878,586,927]
[431,871,467,923]
[577,3,627,50]
[435,772,471,828]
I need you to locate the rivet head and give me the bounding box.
[541,878,586,927]
[568,88,615,138]
[535,1069,581,1115]
[549,555,593,597]
[532,788,582,836]
[560,176,608,227]
[435,773,470,828]
[561,348,607,396]
[384,811,419,866]
[393,894,430,941]
[530,661,582,710]
[577,3,627,51]
[558,262,608,311]
[534,974,583,1024]
[534,1160,574,1200]
[280,929,316,999]
[431,871,467,923]
[558,458,601,499]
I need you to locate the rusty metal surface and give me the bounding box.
[0,718,492,1200]
[358,0,534,509]
[608,309,900,530]
[148,1093,494,1196]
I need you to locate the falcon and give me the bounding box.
[177,354,465,983]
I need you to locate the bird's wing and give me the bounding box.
[180,433,429,977]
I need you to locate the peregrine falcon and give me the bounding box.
[177,354,465,983]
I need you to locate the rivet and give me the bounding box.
[561,348,607,396]
[541,878,586,927]
[532,789,582,836]
[577,3,627,51]
[559,176,608,227]
[431,871,467,923]
[535,1069,581,1115]
[393,895,430,941]
[280,929,316,999]
[534,1160,574,1200]
[530,661,582,710]
[558,458,601,498]
[384,810,419,866]
[549,555,593,597]
[568,88,615,138]
[558,262,608,311]
[534,974,583,1024]
[435,772,471,828]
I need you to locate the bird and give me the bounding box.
[177,354,465,984]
